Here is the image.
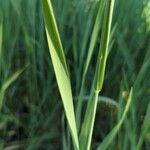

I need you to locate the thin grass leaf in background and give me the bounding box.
[0,69,25,111]
[97,88,133,150]
[76,0,106,128]
[41,0,79,149]
[82,95,119,110]
[137,102,150,150]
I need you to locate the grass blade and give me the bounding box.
[79,0,115,150]
[97,88,133,150]
[83,95,119,110]
[79,90,99,150]
[76,0,106,128]
[0,11,3,59]
[95,0,115,92]
[83,0,106,76]
[0,69,25,111]
[137,102,150,150]
[41,0,79,149]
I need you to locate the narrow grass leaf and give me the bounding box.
[79,90,99,150]
[97,88,133,150]
[62,114,69,150]
[0,11,3,58]
[137,102,150,150]
[41,1,79,149]
[95,0,115,92]
[83,0,106,76]
[0,68,25,111]
[76,0,106,129]
[83,95,119,110]
[79,1,115,149]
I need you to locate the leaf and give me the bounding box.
[97,88,133,150]
[62,114,69,150]
[41,0,79,149]
[95,0,115,92]
[76,0,106,130]
[137,102,150,150]
[79,90,99,150]
[79,0,115,149]
[0,11,3,58]
[0,68,25,111]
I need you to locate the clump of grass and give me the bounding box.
[41,0,133,149]
[0,0,149,149]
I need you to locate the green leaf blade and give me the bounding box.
[0,68,25,111]
[96,0,115,92]
[79,0,115,150]
[83,0,106,76]
[41,0,79,149]
[79,90,99,150]
[42,0,68,75]
[76,0,106,129]
[0,11,3,59]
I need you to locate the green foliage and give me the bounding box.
[41,0,79,149]
[0,0,150,149]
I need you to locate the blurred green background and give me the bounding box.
[0,0,150,149]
